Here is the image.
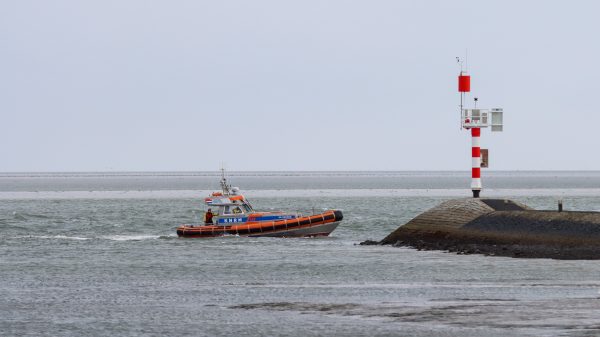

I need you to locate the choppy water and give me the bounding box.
[2,172,600,336]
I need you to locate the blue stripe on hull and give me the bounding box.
[254,215,296,221]
[217,214,295,224]
[217,217,248,224]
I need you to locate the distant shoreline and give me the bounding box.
[2,170,600,178]
[2,188,600,200]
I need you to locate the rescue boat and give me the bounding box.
[176,170,343,238]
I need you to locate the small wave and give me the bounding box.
[231,302,360,312]
[102,235,162,241]
[12,212,27,220]
[15,235,90,241]
[11,212,51,220]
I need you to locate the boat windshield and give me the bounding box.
[221,205,246,215]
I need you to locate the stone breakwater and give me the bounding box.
[366,198,600,259]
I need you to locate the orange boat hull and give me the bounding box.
[177,210,343,238]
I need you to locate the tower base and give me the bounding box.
[472,189,480,198]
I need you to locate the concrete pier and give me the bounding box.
[373,198,600,259]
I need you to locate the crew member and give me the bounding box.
[204,208,214,224]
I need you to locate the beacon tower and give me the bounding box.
[458,63,503,198]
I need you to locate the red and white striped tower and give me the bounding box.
[458,65,503,198]
[458,71,483,197]
[471,127,481,198]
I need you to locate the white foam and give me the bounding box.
[102,235,161,241]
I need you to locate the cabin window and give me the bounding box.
[222,206,230,214]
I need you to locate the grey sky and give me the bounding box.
[1,1,599,171]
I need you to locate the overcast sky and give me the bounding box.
[1,0,599,171]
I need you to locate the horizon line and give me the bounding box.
[2,169,600,174]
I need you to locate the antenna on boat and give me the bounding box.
[219,165,232,195]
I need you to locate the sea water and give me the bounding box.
[1,171,600,337]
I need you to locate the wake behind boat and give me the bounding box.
[176,170,343,238]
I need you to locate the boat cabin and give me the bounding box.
[204,192,256,224]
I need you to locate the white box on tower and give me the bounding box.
[491,108,503,132]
